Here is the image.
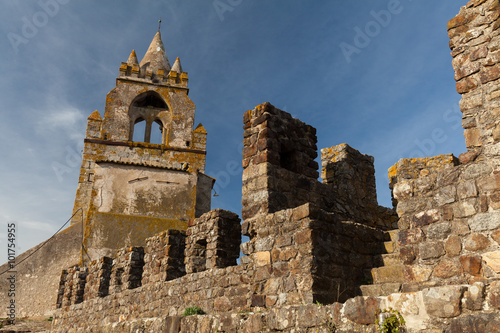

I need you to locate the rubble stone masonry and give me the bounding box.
[47,1,500,331]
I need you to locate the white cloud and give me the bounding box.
[35,105,85,144]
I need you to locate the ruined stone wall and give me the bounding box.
[383,0,500,291]
[321,143,378,210]
[83,257,113,301]
[449,0,500,154]
[242,102,397,230]
[109,247,145,293]
[52,201,393,331]
[60,266,87,307]
[240,203,388,305]
[241,102,319,220]
[185,209,240,274]
[52,281,500,332]
[390,154,500,289]
[142,229,186,284]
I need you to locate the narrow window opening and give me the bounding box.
[150,119,163,145]
[132,119,146,142]
[280,149,298,173]
[192,239,207,273]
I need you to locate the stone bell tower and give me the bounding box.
[71,30,214,260]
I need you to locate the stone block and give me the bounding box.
[457,180,478,199]
[463,282,485,310]
[453,199,477,218]
[423,285,465,318]
[480,63,500,83]
[459,255,482,276]
[464,234,491,251]
[254,251,271,267]
[343,296,379,325]
[214,296,232,312]
[492,230,500,245]
[447,11,475,30]
[460,93,483,111]
[446,313,500,333]
[433,259,462,279]
[455,60,481,81]
[488,281,500,310]
[359,283,401,297]
[469,211,500,231]
[459,150,479,164]
[412,209,439,227]
[294,229,312,245]
[399,229,424,246]
[392,180,412,200]
[435,185,457,206]
[400,246,418,264]
[456,76,478,94]
[482,251,500,273]
[419,241,445,260]
[406,265,433,283]
[371,265,405,284]
[425,222,451,239]
[445,235,462,257]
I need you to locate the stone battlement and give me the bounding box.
[2,1,499,331]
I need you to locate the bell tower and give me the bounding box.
[71,31,214,261]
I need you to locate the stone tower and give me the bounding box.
[71,31,214,260]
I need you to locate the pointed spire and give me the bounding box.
[140,31,171,74]
[194,123,206,134]
[171,57,183,73]
[127,50,139,65]
[88,110,102,121]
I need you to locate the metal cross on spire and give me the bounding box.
[158,18,162,32]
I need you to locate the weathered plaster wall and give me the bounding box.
[0,222,81,318]
[93,163,196,219]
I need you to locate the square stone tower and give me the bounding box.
[71,31,214,261]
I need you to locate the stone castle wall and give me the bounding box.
[384,0,500,292]
[52,202,395,330]
[52,283,500,333]
[241,102,397,229]
[7,1,500,331]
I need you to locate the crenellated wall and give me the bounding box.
[185,209,240,274]
[241,102,397,230]
[142,229,186,284]
[8,2,500,331]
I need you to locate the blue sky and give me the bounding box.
[0,0,469,263]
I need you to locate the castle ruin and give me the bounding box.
[2,1,500,332]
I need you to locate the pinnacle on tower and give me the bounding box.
[171,57,183,73]
[140,31,171,74]
[127,50,139,65]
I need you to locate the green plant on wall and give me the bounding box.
[182,306,206,316]
[375,308,405,333]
